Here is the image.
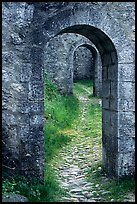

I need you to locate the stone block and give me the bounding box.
[102,133,118,156]
[8,126,20,147]
[102,109,111,124]
[102,141,118,177]
[30,46,44,64]
[29,99,44,113]
[102,66,108,80]
[17,113,30,126]
[2,69,15,82]
[110,51,118,64]
[102,53,112,66]
[110,111,118,131]
[102,98,109,109]
[15,45,31,62]
[20,125,30,139]
[102,122,110,138]
[2,111,18,126]
[109,97,118,111]
[102,40,115,53]
[118,137,135,153]
[108,64,118,81]
[118,81,135,100]
[118,151,135,176]
[31,63,44,81]
[10,82,29,100]
[2,52,20,66]
[118,98,135,112]
[29,126,44,141]
[110,81,118,99]
[30,114,44,126]
[118,63,135,82]
[10,32,24,45]
[102,96,118,111]
[118,111,135,138]
[101,81,110,98]
[118,43,134,64]
[28,81,44,100]
[18,99,30,114]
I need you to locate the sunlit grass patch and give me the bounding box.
[73,79,93,97]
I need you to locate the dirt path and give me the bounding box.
[49,84,135,202]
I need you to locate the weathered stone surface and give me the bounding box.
[2,194,29,202]
[44,33,102,96]
[2,2,44,180]
[2,2,135,180]
[73,46,94,80]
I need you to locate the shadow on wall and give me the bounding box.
[2,123,20,177]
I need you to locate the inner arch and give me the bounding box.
[56,24,118,61]
[69,43,101,97]
[55,24,119,177]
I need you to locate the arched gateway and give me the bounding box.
[2,2,135,180]
[47,24,119,178]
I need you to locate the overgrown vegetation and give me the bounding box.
[85,160,135,202]
[2,74,79,202]
[2,167,65,202]
[44,73,79,161]
[2,77,135,202]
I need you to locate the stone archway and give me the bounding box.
[68,43,102,97]
[48,24,118,177]
[52,24,134,177]
[44,33,102,97]
[44,33,97,95]
[2,2,135,180]
[45,23,133,177]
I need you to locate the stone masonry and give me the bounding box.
[73,46,94,80]
[2,2,135,180]
[44,33,102,96]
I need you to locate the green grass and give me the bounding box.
[44,74,79,161]
[2,78,135,202]
[73,80,135,202]
[2,75,79,202]
[85,161,135,202]
[2,166,66,202]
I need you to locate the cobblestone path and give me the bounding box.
[50,93,105,202]
[49,85,135,202]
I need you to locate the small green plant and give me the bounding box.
[2,166,66,202]
[2,175,42,201]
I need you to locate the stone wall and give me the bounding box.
[2,2,44,180]
[44,33,102,96]
[73,46,94,80]
[2,2,135,179]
